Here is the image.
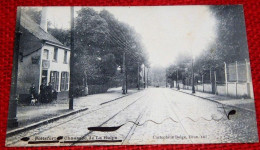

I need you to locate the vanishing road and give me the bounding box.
[6,88,258,146]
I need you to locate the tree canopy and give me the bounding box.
[23,7,149,88]
[73,8,148,87]
[166,5,249,85]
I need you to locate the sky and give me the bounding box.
[41,6,218,67]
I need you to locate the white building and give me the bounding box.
[17,10,70,101]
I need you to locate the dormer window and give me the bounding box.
[53,47,58,62]
[43,49,49,60]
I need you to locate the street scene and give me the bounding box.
[6,5,258,146]
[6,88,258,146]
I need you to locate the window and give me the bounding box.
[43,49,49,60]
[63,51,67,64]
[50,71,59,91]
[41,70,48,84]
[53,47,58,62]
[60,72,69,91]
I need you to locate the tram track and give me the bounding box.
[70,91,149,145]
[6,91,147,146]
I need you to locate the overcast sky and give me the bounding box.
[46,6,217,67]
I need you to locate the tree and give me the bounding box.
[210,5,249,64]
[48,28,71,47]
[75,8,109,56]
[168,6,249,86]
[166,53,192,86]
[73,8,148,89]
[73,8,110,86]
[99,9,149,87]
[22,7,41,24]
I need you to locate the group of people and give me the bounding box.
[29,81,57,104]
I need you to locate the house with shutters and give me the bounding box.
[17,9,70,101]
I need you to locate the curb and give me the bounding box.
[171,88,255,112]
[6,89,141,137]
[100,89,142,105]
[100,95,128,105]
[6,107,89,137]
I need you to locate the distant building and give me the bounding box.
[17,10,70,100]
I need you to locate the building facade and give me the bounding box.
[17,11,70,101]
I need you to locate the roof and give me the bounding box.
[20,13,65,46]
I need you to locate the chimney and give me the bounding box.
[40,7,48,32]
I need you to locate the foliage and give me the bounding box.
[23,7,42,24]
[166,6,249,84]
[73,8,148,87]
[48,28,71,47]
[22,7,149,90]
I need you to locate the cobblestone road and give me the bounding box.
[6,88,258,146]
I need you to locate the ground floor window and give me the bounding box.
[41,70,48,84]
[61,72,69,91]
[50,71,59,91]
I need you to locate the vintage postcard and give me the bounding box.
[5,5,258,146]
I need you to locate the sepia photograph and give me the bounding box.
[5,5,258,146]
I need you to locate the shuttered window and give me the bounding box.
[61,72,69,91]
[50,71,59,91]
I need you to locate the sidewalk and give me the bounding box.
[6,87,139,134]
[172,88,256,112]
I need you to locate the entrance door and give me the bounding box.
[41,70,48,84]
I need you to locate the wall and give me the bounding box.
[40,44,71,92]
[17,26,43,95]
[225,82,251,98]
[197,84,204,92]
[193,82,254,98]
[17,49,41,95]
[88,85,109,95]
[237,83,248,97]
[216,85,226,96]
[203,84,212,93]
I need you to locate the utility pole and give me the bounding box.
[143,65,146,89]
[69,7,74,110]
[125,66,128,94]
[122,52,126,94]
[8,7,21,128]
[191,58,195,93]
[147,68,149,88]
[165,71,167,88]
[137,62,140,90]
[177,68,180,90]
[224,62,228,96]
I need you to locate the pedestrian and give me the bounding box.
[29,83,37,99]
[40,81,47,103]
[29,83,38,105]
[52,89,58,101]
[46,82,53,102]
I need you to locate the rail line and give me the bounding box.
[70,91,149,146]
[6,91,147,146]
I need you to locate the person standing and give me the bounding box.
[29,83,37,99]
[40,81,47,103]
[46,82,53,103]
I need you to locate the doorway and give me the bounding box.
[41,70,48,84]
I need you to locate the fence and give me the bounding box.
[176,60,254,99]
